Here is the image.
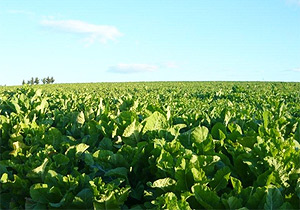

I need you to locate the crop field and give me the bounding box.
[0,81,299,209]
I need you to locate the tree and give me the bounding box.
[34,77,39,85]
[50,76,55,84]
[42,78,46,84]
[22,80,25,85]
[30,77,34,85]
[46,76,50,84]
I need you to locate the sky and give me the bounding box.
[0,0,300,86]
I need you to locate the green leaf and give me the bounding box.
[122,119,142,146]
[191,167,206,183]
[296,179,300,199]
[228,123,242,135]
[33,89,42,98]
[156,149,174,174]
[167,124,186,139]
[238,136,257,149]
[25,200,47,210]
[49,192,74,208]
[75,143,89,156]
[279,202,293,209]
[153,192,191,210]
[45,127,63,149]
[105,167,128,181]
[83,152,94,166]
[246,187,266,209]
[263,111,269,129]
[239,186,254,206]
[192,126,209,144]
[228,123,243,141]
[255,170,275,188]
[153,192,178,209]
[0,173,9,183]
[264,187,283,210]
[151,178,176,191]
[11,100,21,114]
[30,183,49,204]
[76,111,85,125]
[230,177,242,194]
[72,188,93,208]
[36,98,48,114]
[179,126,209,149]
[99,137,113,150]
[210,166,231,192]
[32,158,49,175]
[93,186,130,209]
[192,184,221,209]
[53,153,70,166]
[294,122,300,142]
[211,122,227,140]
[48,186,63,203]
[175,158,190,191]
[142,111,168,134]
[9,140,26,157]
[166,105,171,121]
[130,182,144,200]
[227,196,243,210]
[222,109,232,126]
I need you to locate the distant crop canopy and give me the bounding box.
[1,82,299,209]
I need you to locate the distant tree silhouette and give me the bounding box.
[30,77,34,85]
[23,76,55,85]
[46,76,50,84]
[34,77,39,85]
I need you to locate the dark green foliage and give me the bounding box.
[0,82,299,209]
[22,76,55,85]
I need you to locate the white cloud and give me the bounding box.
[163,61,179,69]
[40,19,122,44]
[41,15,56,20]
[108,64,158,74]
[291,68,300,72]
[283,68,300,73]
[8,10,35,16]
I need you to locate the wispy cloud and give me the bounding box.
[108,64,158,74]
[163,61,179,69]
[40,19,122,44]
[290,68,300,72]
[7,10,35,17]
[283,67,300,73]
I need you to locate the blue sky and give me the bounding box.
[0,0,300,85]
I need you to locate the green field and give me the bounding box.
[0,82,300,209]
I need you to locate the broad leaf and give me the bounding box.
[264,187,283,210]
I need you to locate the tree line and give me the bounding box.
[22,77,55,85]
